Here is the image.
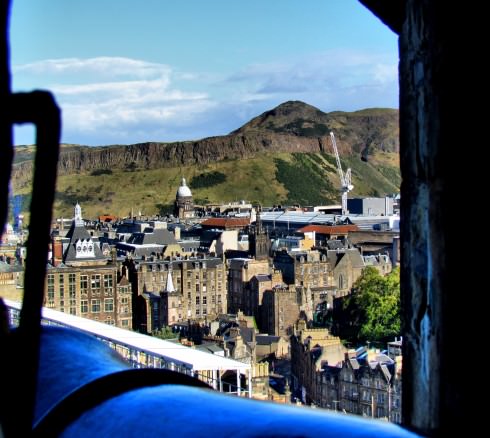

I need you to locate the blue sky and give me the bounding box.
[10,0,398,146]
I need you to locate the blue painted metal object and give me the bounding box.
[31,326,420,437]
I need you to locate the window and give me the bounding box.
[104,298,114,312]
[338,274,345,290]
[121,319,129,327]
[196,296,200,305]
[202,296,207,305]
[91,274,101,290]
[91,299,101,313]
[68,273,76,296]
[81,300,88,313]
[59,280,64,298]
[80,275,88,290]
[47,274,55,300]
[104,274,113,288]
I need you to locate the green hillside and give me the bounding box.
[11,151,399,219]
[12,102,400,220]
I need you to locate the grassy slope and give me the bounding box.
[13,151,397,219]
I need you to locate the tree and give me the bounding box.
[152,326,177,340]
[340,266,400,344]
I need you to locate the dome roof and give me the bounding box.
[177,177,192,198]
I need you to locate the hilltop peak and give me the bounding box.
[232,101,332,137]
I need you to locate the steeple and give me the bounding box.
[255,205,263,235]
[74,203,84,226]
[165,269,176,293]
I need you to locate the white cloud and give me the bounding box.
[226,49,398,104]
[12,52,398,146]
[13,57,215,144]
[14,57,171,79]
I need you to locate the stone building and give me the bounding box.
[174,177,194,219]
[260,285,302,337]
[248,210,271,260]
[330,350,402,423]
[290,323,403,423]
[249,271,283,326]
[227,258,270,315]
[124,255,227,332]
[324,248,365,297]
[273,249,332,288]
[362,254,392,276]
[0,259,23,300]
[45,204,132,329]
[290,320,345,404]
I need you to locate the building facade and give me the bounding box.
[124,255,227,332]
[227,258,270,315]
[45,204,132,329]
[290,323,403,423]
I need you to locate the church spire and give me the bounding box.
[165,269,176,293]
[74,203,84,226]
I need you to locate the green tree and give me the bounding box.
[341,266,400,344]
[152,326,177,340]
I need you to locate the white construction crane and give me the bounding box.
[330,131,353,216]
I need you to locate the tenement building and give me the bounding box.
[227,258,270,315]
[123,255,227,332]
[45,204,132,329]
[290,319,402,423]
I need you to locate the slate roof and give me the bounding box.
[255,274,272,282]
[256,335,280,346]
[326,240,345,250]
[126,229,177,245]
[326,249,365,269]
[63,222,105,263]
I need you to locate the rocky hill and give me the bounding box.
[12,101,400,218]
[13,101,398,181]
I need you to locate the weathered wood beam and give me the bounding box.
[358,0,405,35]
[398,0,479,435]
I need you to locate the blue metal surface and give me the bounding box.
[34,326,421,437]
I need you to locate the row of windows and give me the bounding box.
[48,273,116,290]
[81,298,114,313]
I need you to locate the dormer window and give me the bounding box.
[74,237,96,258]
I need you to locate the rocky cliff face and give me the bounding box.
[12,101,398,183]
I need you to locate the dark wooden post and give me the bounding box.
[0,0,13,234]
[361,0,482,435]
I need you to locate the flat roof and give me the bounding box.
[4,300,250,374]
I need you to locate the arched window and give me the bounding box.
[338,274,344,290]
